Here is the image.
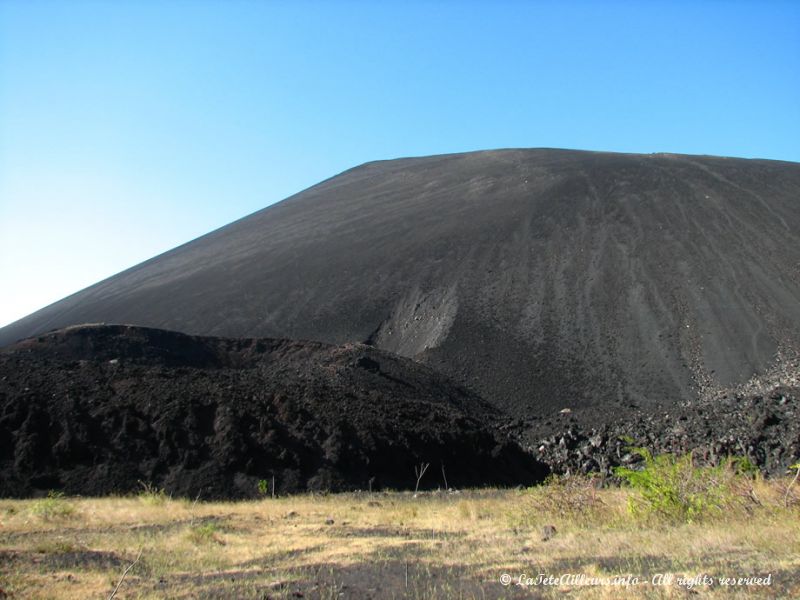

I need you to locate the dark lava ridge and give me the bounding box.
[0,325,546,498]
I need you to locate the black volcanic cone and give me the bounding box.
[0,325,546,498]
[2,149,800,417]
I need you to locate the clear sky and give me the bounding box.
[1,0,798,327]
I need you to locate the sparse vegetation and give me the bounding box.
[786,462,800,507]
[520,473,607,525]
[32,539,79,554]
[185,521,222,545]
[613,449,766,522]
[1,469,797,599]
[413,461,430,493]
[137,481,169,506]
[28,490,75,520]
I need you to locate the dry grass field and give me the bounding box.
[1,473,798,599]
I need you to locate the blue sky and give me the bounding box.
[1,0,798,327]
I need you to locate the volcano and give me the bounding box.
[2,149,800,420]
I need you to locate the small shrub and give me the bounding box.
[257,479,269,496]
[727,455,759,477]
[186,522,221,545]
[520,474,607,526]
[30,491,75,520]
[614,449,732,522]
[138,481,168,506]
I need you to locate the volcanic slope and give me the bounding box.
[2,149,800,418]
[0,324,545,498]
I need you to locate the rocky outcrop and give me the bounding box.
[0,325,547,498]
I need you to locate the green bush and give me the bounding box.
[186,522,220,544]
[30,491,75,520]
[613,449,732,522]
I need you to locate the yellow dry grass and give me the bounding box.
[0,476,798,599]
